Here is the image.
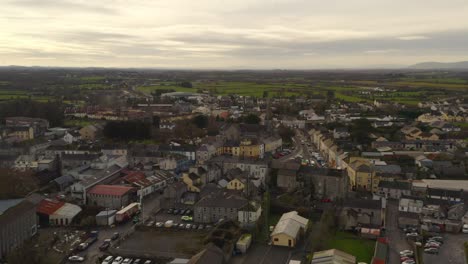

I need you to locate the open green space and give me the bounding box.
[324,231,375,263]
[137,84,197,94]
[63,118,94,128]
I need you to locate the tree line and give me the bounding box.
[0,99,64,126]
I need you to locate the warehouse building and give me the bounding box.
[37,199,82,226]
[87,185,136,209]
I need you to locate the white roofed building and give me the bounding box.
[270,211,309,247]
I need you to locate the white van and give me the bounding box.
[462,224,468,233]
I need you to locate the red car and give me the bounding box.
[321,198,332,203]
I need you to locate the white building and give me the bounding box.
[238,202,262,227]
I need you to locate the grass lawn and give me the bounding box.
[455,122,468,128]
[64,118,94,127]
[324,231,375,263]
[137,84,196,94]
[335,92,369,103]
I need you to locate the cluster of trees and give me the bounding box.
[278,125,295,144]
[0,99,64,126]
[0,169,39,199]
[103,120,152,140]
[178,81,193,88]
[350,119,374,145]
[240,114,261,124]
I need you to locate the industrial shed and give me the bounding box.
[37,199,82,226]
[270,211,309,247]
[96,210,117,226]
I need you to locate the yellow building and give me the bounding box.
[9,127,34,141]
[226,178,245,190]
[271,211,309,247]
[349,160,401,193]
[182,172,201,192]
[238,139,264,159]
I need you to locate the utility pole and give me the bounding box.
[139,186,144,223]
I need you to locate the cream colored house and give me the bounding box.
[271,211,309,247]
[182,172,202,192]
[227,178,245,190]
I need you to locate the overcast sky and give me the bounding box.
[1,0,468,69]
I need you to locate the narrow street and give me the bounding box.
[385,200,411,264]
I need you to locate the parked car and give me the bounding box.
[112,256,124,264]
[99,241,111,251]
[155,222,164,227]
[424,248,439,254]
[173,209,179,215]
[101,256,114,264]
[400,256,413,262]
[430,236,443,242]
[178,223,185,229]
[167,208,174,214]
[143,261,152,264]
[122,258,133,264]
[426,239,442,245]
[146,220,155,227]
[185,224,192,229]
[102,256,114,264]
[463,224,468,233]
[111,232,120,240]
[164,220,174,228]
[198,224,204,230]
[424,243,440,248]
[399,250,414,256]
[181,215,193,221]
[406,232,418,237]
[192,224,198,229]
[178,209,185,215]
[133,260,141,264]
[401,260,415,264]
[68,256,85,262]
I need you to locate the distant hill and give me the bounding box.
[409,61,468,70]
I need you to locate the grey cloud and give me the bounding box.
[7,0,117,14]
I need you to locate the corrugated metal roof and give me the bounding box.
[0,199,24,215]
[88,185,134,196]
[53,203,82,218]
[37,199,65,215]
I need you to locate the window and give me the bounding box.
[274,238,279,241]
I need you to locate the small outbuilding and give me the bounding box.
[270,211,309,247]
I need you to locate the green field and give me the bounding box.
[137,84,197,94]
[63,118,94,128]
[324,231,375,263]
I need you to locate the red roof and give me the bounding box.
[88,185,135,196]
[219,111,230,119]
[122,171,146,183]
[372,260,385,264]
[37,199,65,215]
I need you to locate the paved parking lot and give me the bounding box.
[115,229,206,259]
[230,244,294,264]
[424,233,468,264]
[386,200,468,264]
